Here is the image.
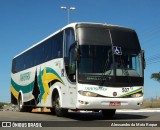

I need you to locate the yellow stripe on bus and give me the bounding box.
[10,85,19,100]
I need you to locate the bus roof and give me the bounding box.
[13,22,134,59]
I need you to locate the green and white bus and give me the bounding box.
[11,22,145,118]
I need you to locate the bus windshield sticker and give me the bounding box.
[113,46,122,55]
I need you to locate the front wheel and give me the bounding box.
[101,109,116,119]
[54,94,68,117]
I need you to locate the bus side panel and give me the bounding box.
[10,67,36,105]
[34,59,69,107]
[10,58,73,108]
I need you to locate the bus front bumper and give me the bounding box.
[76,96,143,110]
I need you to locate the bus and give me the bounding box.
[11,22,145,118]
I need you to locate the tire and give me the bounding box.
[50,107,56,115]
[18,95,25,112]
[25,106,32,112]
[18,95,32,112]
[54,94,68,117]
[101,109,116,119]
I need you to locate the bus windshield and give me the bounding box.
[114,52,142,77]
[77,26,143,86]
[78,45,112,74]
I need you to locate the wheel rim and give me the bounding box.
[55,96,60,110]
[19,97,23,110]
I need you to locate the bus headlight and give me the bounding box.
[78,90,98,97]
[131,93,143,98]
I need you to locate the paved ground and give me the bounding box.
[0,109,159,130]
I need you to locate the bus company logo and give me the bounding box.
[20,72,31,81]
[84,86,107,91]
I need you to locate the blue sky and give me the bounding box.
[0,0,160,102]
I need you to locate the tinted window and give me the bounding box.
[15,55,24,72]
[44,39,52,62]
[64,29,75,58]
[12,59,16,73]
[77,27,111,46]
[12,31,64,73]
[110,29,141,51]
[52,32,63,59]
[24,50,33,69]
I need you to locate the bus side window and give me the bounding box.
[56,32,63,58]
[43,39,52,62]
[52,32,63,59]
[17,55,24,72]
[12,59,16,73]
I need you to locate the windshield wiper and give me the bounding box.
[99,50,112,86]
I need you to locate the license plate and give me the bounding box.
[109,101,121,106]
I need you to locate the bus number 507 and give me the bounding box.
[122,88,129,93]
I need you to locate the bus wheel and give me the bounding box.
[101,109,116,119]
[50,107,56,115]
[18,95,25,112]
[18,95,32,112]
[54,94,68,117]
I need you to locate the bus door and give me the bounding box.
[68,44,77,107]
[64,28,77,108]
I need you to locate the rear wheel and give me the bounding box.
[101,109,116,119]
[18,95,25,112]
[54,94,68,117]
[18,95,32,112]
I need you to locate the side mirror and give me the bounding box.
[141,50,146,69]
[74,42,80,61]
